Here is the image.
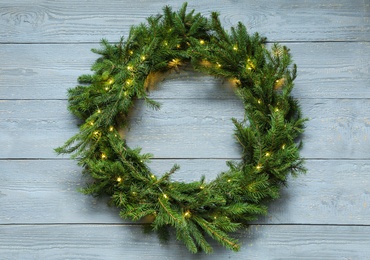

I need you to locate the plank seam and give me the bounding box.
[1,223,370,227]
[1,40,370,45]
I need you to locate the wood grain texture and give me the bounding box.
[1,42,370,100]
[1,98,370,159]
[1,160,370,225]
[1,0,370,258]
[0,0,369,43]
[0,224,369,259]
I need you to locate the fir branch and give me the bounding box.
[193,216,240,252]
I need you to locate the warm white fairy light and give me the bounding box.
[184,211,191,218]
[126,79,132,85]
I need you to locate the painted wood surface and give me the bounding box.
[1,0,370,258]
[1,159,370,225]
[1,42,370,100]
[0,0,369,43]
[1,98,370,159]
[1,225,370,259]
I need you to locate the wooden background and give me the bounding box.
[1,0,370,258]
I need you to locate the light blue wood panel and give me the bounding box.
[1,42,370,99]
[1,0,369,258]
[0,0,369,43]
[1,160,370,225]
[1,98,370,159]
[0,224,369,259]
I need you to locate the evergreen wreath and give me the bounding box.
[56,3,306,254]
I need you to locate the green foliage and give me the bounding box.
[56,2,307,254]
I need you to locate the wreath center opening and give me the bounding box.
[124,64,245,181]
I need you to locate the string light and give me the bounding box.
[176,44,181,49]
[265,152,271,157]
[233,45,238,51]
[127,65,133,71]
[97,109,101,114]
[274,78,286,90]
[199,39,205,45]
[129,50,134,55]
[141,55,146,61]
[257,99,262,104]
[275,108,279,112]
[126,79,132,85]
[163,194,168,199]
[109,126,114,132]
[216,62,222,68]
[150,174,156,179]
[199,185,204,190]
[107,78,114,85]
[89,121,94,126]
[184,211,191,218]
[117,177,122,182]
[92,131,101,140]
[256,164,262,170]
[227,179,231,183]
[246,58,255,71]
[104,86,109,91]
[101,153,107,159]
[168,58,181,67]
[282,144,286,149]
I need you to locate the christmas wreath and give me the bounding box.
[56,3,306,254]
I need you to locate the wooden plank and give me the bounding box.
[0,224,369,259]
[0,0,369,43]
[1,98,370,159]
[0,44,93,100]
[1,159,370,225]
[1,42,370,100]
